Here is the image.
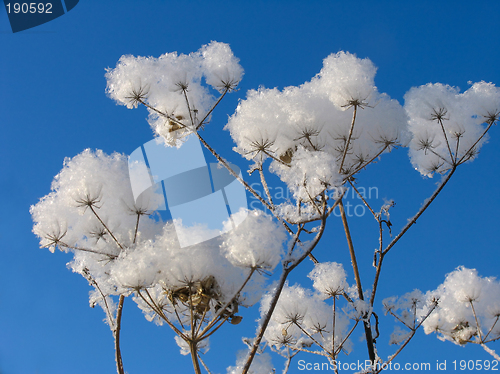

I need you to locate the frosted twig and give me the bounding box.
[288,346,329,357]
[137,98,188,130]
[82,268,115,328]
[180,86,195,127]
[259,166,274,208]
[53,242,118,260]
[436,115,455,166]
[481,344,500,360]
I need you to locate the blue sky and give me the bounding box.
[1,1,500,373]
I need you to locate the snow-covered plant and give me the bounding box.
[31,42,500,374]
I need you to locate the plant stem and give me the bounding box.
[242,211,327,374]
[115,295,125,374]
[338,199,376,363]
[383,167,456,255]
[339,104,358,174]
[189,341,202,374]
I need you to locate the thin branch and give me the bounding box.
[89,206,124,250]
[133,212,142,244]
[349,180,377,219]
[383,167,456,255]
[339,104,358,173]
[470,300,483,342]
[242,211,327,374]
[198,353,213,374]
[54,242,118,259]
[437,118,455,166]
[182,87,195,127]
[481,344,500,361]
[378,302,438,373]
[483,315,499,342]
[195,132,272,210]
[290,346,329,357]
[342,144,389,182]
[338,199,376,363]
[195,131,297,239]
[259,166,274,208]
[292,321,329,354]
[114,295,125,374]
[199,268,256,339]
[334,320,359,355]
[332,296,336,358]
[137,289,186,339]
[196,86,230,130]
[457,121,495,165]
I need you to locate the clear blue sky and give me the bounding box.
[1,1,499,373]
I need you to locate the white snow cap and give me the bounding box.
[308,262,348,297]
[221,209,287,270]
[105,41,243,144]
[418,267,500,345]
[405,81,500,176]
[260,282,350,354]
[226,51,409,202]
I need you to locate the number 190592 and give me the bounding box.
[5,3,53,14]
[453,360,498,370]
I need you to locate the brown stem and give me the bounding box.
[114,295,125,374]
[89,206,124,250]
[437,118,455,166]
[58,242,117,259]
[342,144,389,182]
[339,104,358,173]
[377,302,438,373]
[242,212,327,374]
[196,87,230,130]
[189,341,202,374]
[338,200,376,363]
[199,268,256,339]
[332,296,336,358]
[457,120,495,164]
[383,166,456,255]
[133,213,141,244]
